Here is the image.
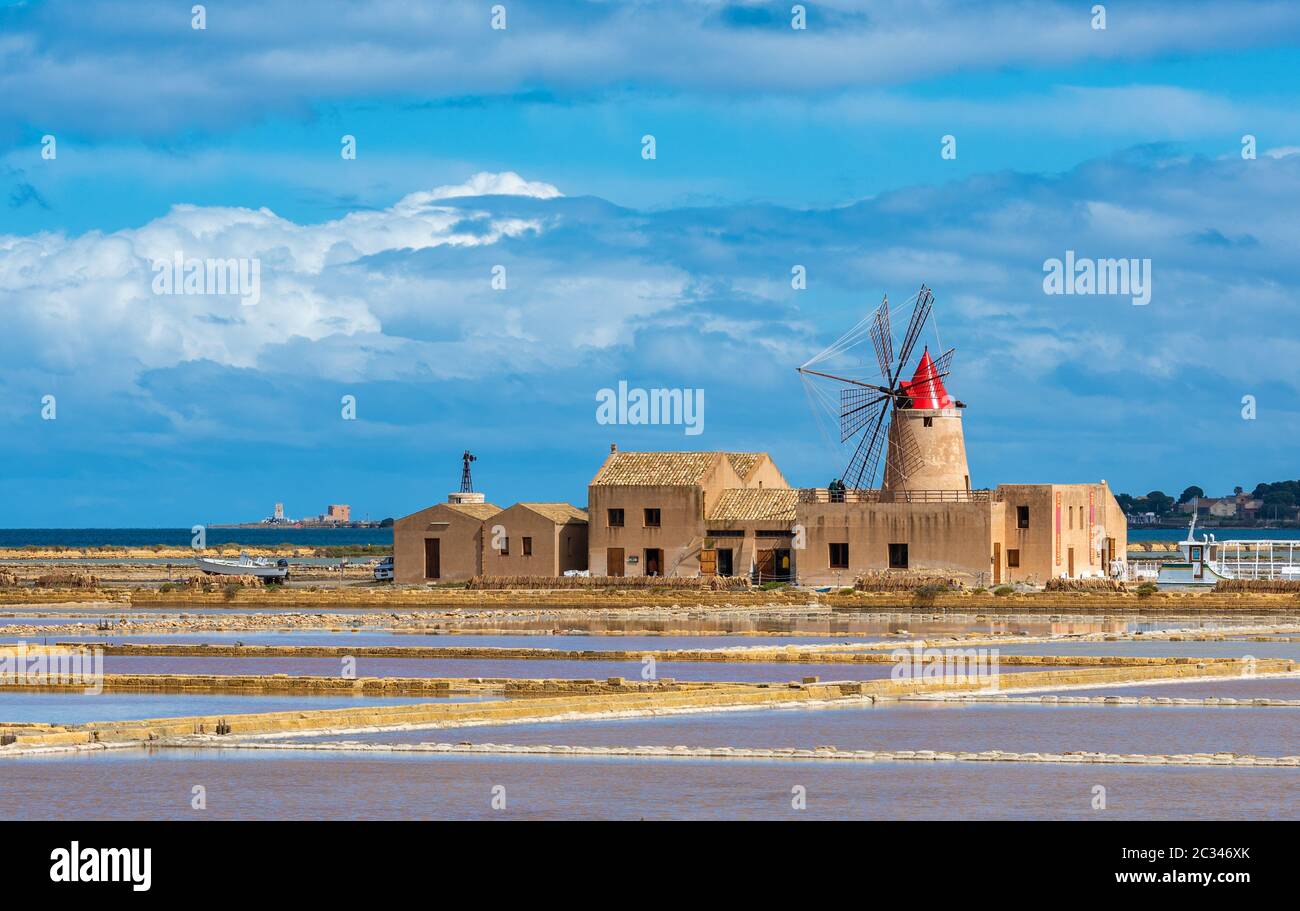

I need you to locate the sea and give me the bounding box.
[0,528,392,548]
[0,526,1292,548]
[1127,527,1300,543]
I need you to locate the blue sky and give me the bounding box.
[2,0,1299,525]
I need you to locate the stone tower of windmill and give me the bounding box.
[881,348,971,495]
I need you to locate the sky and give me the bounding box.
[1,0,1299,526]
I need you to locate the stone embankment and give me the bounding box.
[915,693,1300,707]
[209,740,1300,768]
[3,582,1300,613]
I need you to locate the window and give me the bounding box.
[1017,506,1030,529]
[607,508,624,528]
[566,537,574,557]
[522,536,532,556]
[923,416,934,427]
[1069,506,1074,529]
[888,542,908,570]
[500,537,510,556]
[644,508,661,528]
[1007,549,1020,568]
[828,543,849,569]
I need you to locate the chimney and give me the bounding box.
[610,443,617,453]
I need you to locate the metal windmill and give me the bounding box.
[797,285,957,491]
[459,451,477,493]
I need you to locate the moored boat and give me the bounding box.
[196,554,290,580]
[1157,512,1300,589]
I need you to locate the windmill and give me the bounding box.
[797,285,965,494]
[459,451,477,493]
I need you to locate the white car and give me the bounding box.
[374,557,394,581]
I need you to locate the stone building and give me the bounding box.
[586,447,788,577]
[392,497,500,583]
[480,502,589,577]
[392,349,1124,586]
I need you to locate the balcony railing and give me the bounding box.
[797,488,991,504]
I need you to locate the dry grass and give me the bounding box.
[1214,579,1300,593]
[34,571,100,589]
[1044,577,1129,593]
[854,573,958,593]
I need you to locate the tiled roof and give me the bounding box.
[591,451,723,486]
[445,502,501,520]
[519,502,589,524]
[707,488,798,523]
[724,453,765,481]
[590,451,771,486]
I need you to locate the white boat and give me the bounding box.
[374,557,394,581]
[1157,512,1300,589]
[196,554,290,580]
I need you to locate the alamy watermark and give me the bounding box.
[596,381,704,436]
[0,643,104,695]
[152,251,261,306]
[891,645,1000,688]
[1043,250,1150,306]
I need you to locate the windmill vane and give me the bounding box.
[797,284,969,495]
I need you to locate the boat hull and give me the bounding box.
[195,557,289,580]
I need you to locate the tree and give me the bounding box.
[1178,485,1205,504]
[1115,493,1136,513]
[379,517,395,528]
[1144,491,1175,516]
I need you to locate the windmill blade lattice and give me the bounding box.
[839,389,888,442]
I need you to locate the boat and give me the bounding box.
[374,557,394,582]
[196,554,290,581]
[1156,512,1300,589]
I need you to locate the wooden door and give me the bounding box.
[606,547,624,577]
[699,548,717,576]
[424,538,440,580]
[993,543,1001,585]
[756,549,775,580]
[1067,547,1075,578]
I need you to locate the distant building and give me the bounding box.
[1209,498,1240,519]
[274,502,285,521]
[321,504,350,523]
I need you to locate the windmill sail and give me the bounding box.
[797,283,950,491]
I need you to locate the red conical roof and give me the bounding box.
[900,348,952,409]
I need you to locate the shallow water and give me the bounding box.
[993,640,1300,660]
[0,692,494,725]
[42,631,890,649]
[4,748,1294,820]
[285,700,1300,758]
[1031,676,1300,700]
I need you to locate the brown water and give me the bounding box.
[4,749,1294,819]
[86,655,1089,683]
[0,692,499,724]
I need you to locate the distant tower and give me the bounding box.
[881,349,971,494]
[274,502,285,521]
[448,451,485,505]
